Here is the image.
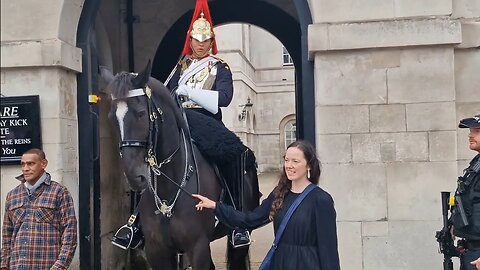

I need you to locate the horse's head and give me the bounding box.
[101,61,156,192]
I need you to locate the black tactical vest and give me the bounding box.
[453,154,480,240]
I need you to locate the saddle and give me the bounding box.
[184,109,245,165]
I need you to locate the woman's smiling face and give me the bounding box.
[284,146,309,182]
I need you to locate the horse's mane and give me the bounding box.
[147,77,189,131]
[108,72,135,99]
[107,71,188,132]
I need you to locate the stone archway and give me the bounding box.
[74,0,316,269]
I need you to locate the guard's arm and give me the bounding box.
[176,85,219,114]
[214,62,233,107]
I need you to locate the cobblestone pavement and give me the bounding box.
[211,172,279,270]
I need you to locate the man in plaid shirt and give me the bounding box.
[1,148,77,269]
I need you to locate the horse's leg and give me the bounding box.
[144,245,176,270]
[145,254,176,270]
[186,237,212,270]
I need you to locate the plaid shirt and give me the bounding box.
[1,173,77,270]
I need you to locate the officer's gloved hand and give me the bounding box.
[175,85,192,98]
[174,85,219,114]
[181,100,196,108]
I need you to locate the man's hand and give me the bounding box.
[174,87,219,114]
[181,100,196,107]
[471,257,480,270]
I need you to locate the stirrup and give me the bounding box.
[231,229,251,248]
[112,224,144,250]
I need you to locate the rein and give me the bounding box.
[113,85,196,217]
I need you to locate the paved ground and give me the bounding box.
[210,172,279,269]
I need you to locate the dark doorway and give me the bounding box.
[76,0,102,268]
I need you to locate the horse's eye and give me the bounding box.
[135,110,147,118]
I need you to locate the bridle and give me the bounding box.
[112,85,195,217]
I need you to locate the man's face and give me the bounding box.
[190,38,212,58]
[21,153,47,184]
[468,128,480,152]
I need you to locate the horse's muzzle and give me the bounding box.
[127,174,148,193]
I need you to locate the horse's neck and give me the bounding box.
[154,126,190,195]
[151,91,193,195]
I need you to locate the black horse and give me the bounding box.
[101,62,260,270]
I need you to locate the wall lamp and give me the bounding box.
[238,97,253,121]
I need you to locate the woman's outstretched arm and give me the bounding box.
[193,192,273,230]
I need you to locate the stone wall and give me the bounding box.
[309,0,479,269]
[0,1,84,268]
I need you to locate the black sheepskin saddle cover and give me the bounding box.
[185,110,246,165]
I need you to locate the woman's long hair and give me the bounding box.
[269,140,321,221]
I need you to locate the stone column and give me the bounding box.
[307,0,478,269]
[0,1,84,268]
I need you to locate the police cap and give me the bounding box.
[459,114,480,128]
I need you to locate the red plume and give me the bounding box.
[181,0,218,56]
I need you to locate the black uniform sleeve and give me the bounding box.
[213,62,233,107]
[315,191,340,270]
[214,191,274,230]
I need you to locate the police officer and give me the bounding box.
[453,114,480,270]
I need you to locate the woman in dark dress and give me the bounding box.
[193,140,340,270]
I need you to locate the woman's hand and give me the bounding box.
[192,194,216,211]
[471,257,480,270]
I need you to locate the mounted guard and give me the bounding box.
[111,0,257,254]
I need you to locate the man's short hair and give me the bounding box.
[23,148,46,160]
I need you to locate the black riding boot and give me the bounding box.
[219,153,251,248]
[231,228,251,248]
[112,216,144,250]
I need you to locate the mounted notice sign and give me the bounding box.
[0,95,42,164]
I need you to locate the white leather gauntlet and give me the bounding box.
[176,85,219,114]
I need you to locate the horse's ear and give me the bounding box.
[133,60,152,87]
[99,66,115,84]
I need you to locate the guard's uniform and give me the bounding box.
[453,114,480,270]
[167,56,233,121]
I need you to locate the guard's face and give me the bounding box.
[468,128,480,152]
[21,153,47,184]
[190,38,212,58]
[284,146,310,182]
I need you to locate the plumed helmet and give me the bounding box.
[191,12,213,42]
[182,0,218,55]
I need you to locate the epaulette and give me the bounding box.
[211,55,230,70]
[180,57,191,72]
